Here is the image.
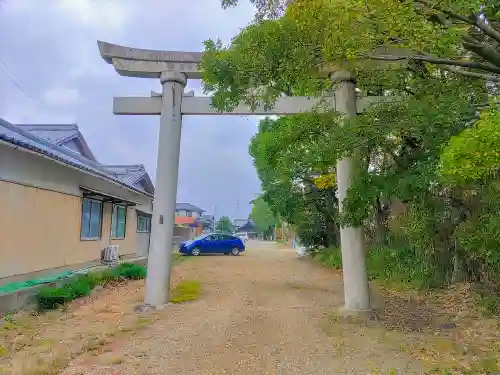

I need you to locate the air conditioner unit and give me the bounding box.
[101,245,119,265]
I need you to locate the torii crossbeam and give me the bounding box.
[98,40,389,313]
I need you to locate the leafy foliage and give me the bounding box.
[440,108,500,185]
[217,0,500,83]
[211,0,500,312]
[215,216,234,233]
[250,196,277,236]
[249,115,340,248]
[35,263,147,311]
[316,246,445,290]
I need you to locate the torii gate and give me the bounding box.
[97,40,386,314]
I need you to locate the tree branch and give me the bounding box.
[442,66,500,83]
[463,43,500,67]
[472,15,500,44]
[361,53,500,74]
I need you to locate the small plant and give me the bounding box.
[172,251,186,264]
[114,263,147,280]
[34,263,147,311]
[169,280,201,303]
[314,247,343,269]
[35,286,73,311]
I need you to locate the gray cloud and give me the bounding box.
[0,0,261,219]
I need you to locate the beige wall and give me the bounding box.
[0,180,143,281]
[0,144,153,282]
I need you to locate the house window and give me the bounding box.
[186,211,192,217]
[137,215,151,233]
[81,198,102,240]
[111,204,127,239]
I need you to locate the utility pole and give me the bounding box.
[213,205,217,233]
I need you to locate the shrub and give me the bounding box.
[114,263,147,280]
[66,276,92,299]
[35,286,73,311]
[34,263,147,311]
[314,247,343,269]
[314,246,443,290]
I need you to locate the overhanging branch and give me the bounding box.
[362,53,500,74]
[360,53,500,82]
[443,66,500,83]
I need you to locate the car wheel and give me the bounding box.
[191,247,201,256]
[231,247,240,256]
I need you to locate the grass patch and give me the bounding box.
[172,251,187,264]
[35,263,147,312]
[169,280,201,303]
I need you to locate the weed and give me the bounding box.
[0,345,7,357]
[169,280,201,303]
[34,263,147,312]
[135,316,153,329]
[172,251,186,264]
[108,356,123,365]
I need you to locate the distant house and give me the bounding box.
[200,214,215,232]
[0,120,154,286]
[234,219,258,239]
[233,218,248,229]
[174,203,205,240]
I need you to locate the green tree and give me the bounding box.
[215,216,234,233]
[207,0,500,295]
[250,196,276,235]
[249,116,341,248]
[218,0,500,82]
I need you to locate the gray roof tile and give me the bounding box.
[176,202,205,213]
[0,118,153,197]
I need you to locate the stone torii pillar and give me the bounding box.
[97,40,385,313]
[332,70,370,312]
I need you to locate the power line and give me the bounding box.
[0,57,60,117]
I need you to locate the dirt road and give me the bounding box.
[3,241,427,375]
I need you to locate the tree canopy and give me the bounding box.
[249,196,276,235]
[215,216,234,233]
[217,0,500,84]
[207,0,500,315]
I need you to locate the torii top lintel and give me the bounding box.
[97,40,204,79]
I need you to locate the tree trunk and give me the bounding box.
[374,197,389,246]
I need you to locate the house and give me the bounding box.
[0,120,154,286]
[174,203,205,240]
[200,214,215,232]
[234,219,258,239]
[233,218,248,230]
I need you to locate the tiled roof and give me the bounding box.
[16,124,97,161]
[175,216,198,225]
[0,118,153,197]
[15,124,79,144]
[176,202,205,213]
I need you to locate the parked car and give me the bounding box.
[179,233,245,256]
[236,232,249,242]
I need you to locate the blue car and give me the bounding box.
[179,233,245,256]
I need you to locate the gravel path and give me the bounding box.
[60,241,421,375]
[2,241,426,375]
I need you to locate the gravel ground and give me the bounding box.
[2,241,425,375]
[62,241,421,375]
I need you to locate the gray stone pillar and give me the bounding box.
[144,70,187,308]
[332,70,371,312]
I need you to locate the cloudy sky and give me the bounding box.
[0,0,262,220]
